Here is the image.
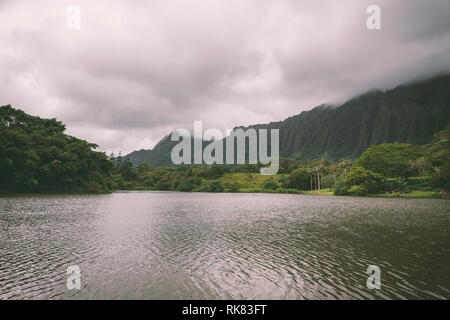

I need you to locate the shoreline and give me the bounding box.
[2,189,444,199]
[116,187,444,199]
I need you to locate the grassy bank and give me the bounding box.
[369,190,440,199]
[120,171,444,199]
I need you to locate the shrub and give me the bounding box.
[223,181,240,192]
[263,179,279,190]
[82,181,104,194]
[334,180,350,195]
[386,178,411,194]
[195,166,228,179]
[155,178,171,190]
[279,176,289,189]
[177,177,202,192]
[202,180,224,192]
[348,185,368,196]
[177,179,194,192]
[235,164,260,173]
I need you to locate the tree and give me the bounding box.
[334,166,386,195]
[356,143,424,178]
[137,162,152,175]
[278,158,300,174]
[0,105,113,193]
[428,125,450,191]
[337,159,353,179]
[119,157,137,181]
[431,162,450,191]
[409,156,432,183]
[288,168,310,190]
[115,151,123,169]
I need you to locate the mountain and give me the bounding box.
[126,135,212,167]
[127,74,450,167]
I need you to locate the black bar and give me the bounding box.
[0,300,447,319]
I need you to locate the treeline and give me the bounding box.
[110,154,267,192]
[111,124,450,197]
[0,105,113,193]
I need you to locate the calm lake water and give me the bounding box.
[0,191,449,300]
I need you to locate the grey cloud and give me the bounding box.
[0,0,449,154]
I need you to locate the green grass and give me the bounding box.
[370,190,439,199]
[304,188,334,196]
[238,187,304,194]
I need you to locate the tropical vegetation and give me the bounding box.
[1,105,449,198]
[110,126,450,198]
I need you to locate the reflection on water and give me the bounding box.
[0,191,449,299]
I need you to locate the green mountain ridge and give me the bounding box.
[127,74,450,167]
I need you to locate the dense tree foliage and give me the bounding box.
[287,168,310,190]
[356,142,425,178]
[334,167,386,196]
[428,125,450,191]
[0,105,113,193]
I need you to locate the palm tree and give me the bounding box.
[314,159,329,192]
[306,167,314,191]
[337,159,352,179]
[410,156,431,184]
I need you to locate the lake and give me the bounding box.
[0,191,449,299]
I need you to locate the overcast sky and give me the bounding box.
[1,0,450,154]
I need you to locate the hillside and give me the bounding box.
[127,74,450,167]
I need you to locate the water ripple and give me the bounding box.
[0,192,449,299]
